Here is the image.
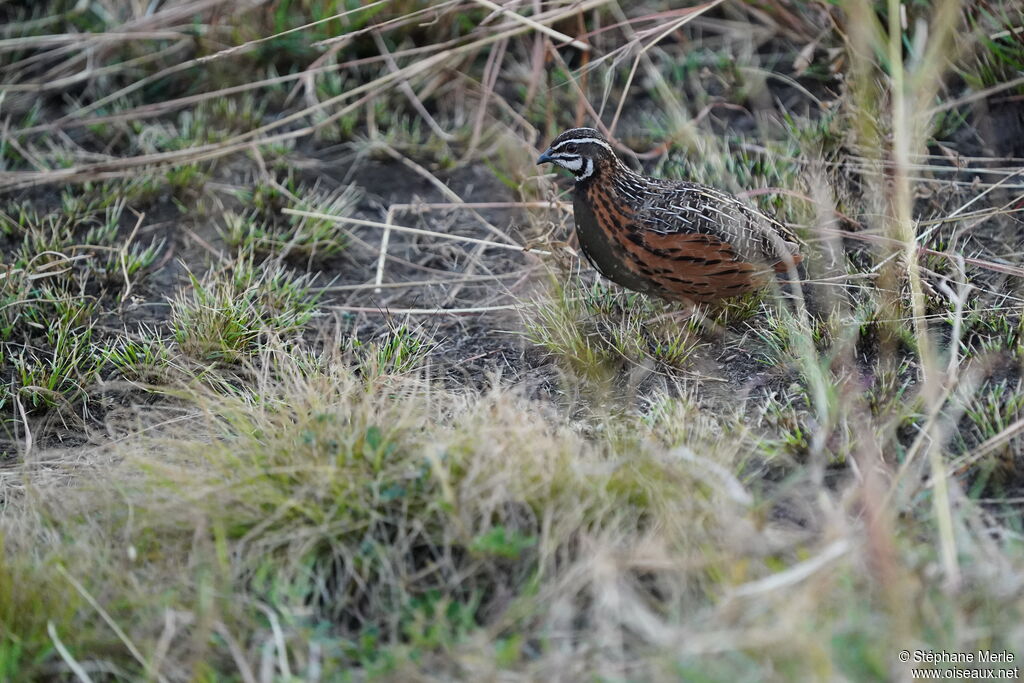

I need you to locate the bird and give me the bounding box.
[536,127,803,303]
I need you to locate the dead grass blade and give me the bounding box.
[282,208,551,256]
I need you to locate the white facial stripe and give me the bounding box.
[557,157,583,172]
[577,157,594,180]
[551,137,613,154]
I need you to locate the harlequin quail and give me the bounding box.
[537,127,803,303]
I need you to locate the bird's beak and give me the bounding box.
[536,150,553,165]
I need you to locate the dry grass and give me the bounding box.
[2,0,1024,680]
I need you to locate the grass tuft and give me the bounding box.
[171,256,320,362]
[523,269,702,382]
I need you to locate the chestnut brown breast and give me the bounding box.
[573,171,802,303]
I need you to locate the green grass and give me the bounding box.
[523,272,703,382]
[220,180,360,260]
[2,0,1024,680]
[171,256,320,362]
[355,323,435,377]
[960,2,1024,93]
[104,328,175,383]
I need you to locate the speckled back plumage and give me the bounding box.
[537,127,802,303]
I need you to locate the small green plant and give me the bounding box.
[104,329,175,383]
[12,311,103,410]
[220,182,359,260]
[356,323,435,377]
[2,200,163,294]
[103,239,166,281]
[0,263,102,410]
[401,590,480,651]
[959,3,1024,93]
[171,256,320,362]
[165,163,208,193]
[761,388,813,458]
[956,378,1024,499]
[523,273,701,381]
[523,275,621,381]
[955,301,1024,361]
[469,526,537,560]
[61,175,165,213]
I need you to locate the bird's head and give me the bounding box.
[536,127,616,182]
